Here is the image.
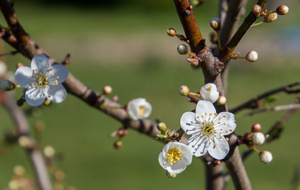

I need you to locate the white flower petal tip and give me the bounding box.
[158,142,193,175]
[180,100,236,160]
[246,51,258,62]
[259,150,273,164]
[14,54,69,107]
[127,98,152,120]
[200,83,219,103]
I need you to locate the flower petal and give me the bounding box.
[25,87,46,106]
[14,66,34,88]
[195,100,216,122]
[200,83,219,103]
[180,112,201,135]
[158,152,167,169]
[47,84,67,103]
[47,64,69,84]
[208,134,229,160]
[162,142,172,157]
[213,112,236,135]
[30,54,51,73]
[165,162,187,174]
[188,135,209,157]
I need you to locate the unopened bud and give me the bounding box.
[259,150,273,164]
[210,17,221,31]
[178,85,190,96]
[15,62,24,69]
[217,96,227,105]
[251,123,261,132]
[209,32,218,44]
[246,51,258,62]
[44,146,55,157]
[114,141,122,149]
[157,122,167,133]
[54,170,65,182]
[264,12,278,23]
[112,95,119,102]
[156,134,166,140]
[102,85,112,95]
[0,61,7,78]
[252,4,261,16]
[166,171,177,178]
[118,129,128,137]
[252,132,265,145]
[44,99,51,106]
[167,28,176,37]
[177,44,189,55]
[13,165,25,176]
[276,5,289,15]
[18,136,32,148]
[1,80,15,91]
[187,58,199,68]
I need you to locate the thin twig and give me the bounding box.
[230,82,300,114]
[245,103,300,116]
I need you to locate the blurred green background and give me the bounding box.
[0,0,300,189]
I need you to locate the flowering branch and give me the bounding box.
[229,81,300,114]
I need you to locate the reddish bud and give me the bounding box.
[167,28,176,37]
[114,141,123,149]
[210,17,221,31]
[178,85,190,96]
[102,85,112,95]
[252,4,261,16]
[177,44,189,55]
[251,123,261,132]
[276,5,289,15]
[264,12,278,23]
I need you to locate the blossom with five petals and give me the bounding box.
[14,54,69,107]
[180,100,236,159]
[158,142,193,174]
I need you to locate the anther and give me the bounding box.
[226,138,229,141]
[55,80,58,85]
[230,129,233,132]
[214,113,217,116]
[56,76,59,79]
[226,130,228,133]
[219,137,222,139]
[214,144,217,147]
[197,116,200,119]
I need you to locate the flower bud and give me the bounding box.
[177,44,189,55]
[187,58,199,68]
[178,85,190,96]
[44,99,51,106]
[1,79,15,91]
[44,146,55,157]
[167,28,176,37]
[0,61,7,78]
[252,132,265,145]
[210,17,221,31]
[276,5,289,15]
[259,150,273,164]
[114,141,123,149]
[200,83,219,103]
[251,123,261,132]
[166,171,177,178]
[15,62,24,69]
[246,51,258,62]
[102,85,112,95]
[217,95,227,105]
[18,136,32,148]
[264,12,278,23]
[157,122,167,133]
[155,134,166,140]
[13,165,25,176]
[118,129,128,137]
[112,95,119,102]
[252,4,261,16]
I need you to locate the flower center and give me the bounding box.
[206,87,211,92]
[139,106,145,116]
[201,122,215,137]
[166,148,182,165]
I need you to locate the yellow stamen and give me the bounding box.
[226,138,229,141]
[56,76,59,79]
[206,87,211,92]
[166,148,182,165]
[139,106,145,116]
[55,80,58,85]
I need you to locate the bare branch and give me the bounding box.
[230,81,300,114]
[245,103,300,116]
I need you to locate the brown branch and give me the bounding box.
[230,82,300,114]
[245,103,300,116]
[218,0,269,63]
[1,91,53,190]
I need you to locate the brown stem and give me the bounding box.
[2,91,53,190]
[205,164,224,190]
[230,81,300,114]
[245,103,300,116]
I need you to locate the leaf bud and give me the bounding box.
[167,28,176,37]
[252,4,261,16]
[264,12,278,23]
[177,44,189,55]
[210,17,221,31]
[259,150,273,164]
[246,51,258,62]
[252,132,265,145]
[178,85,190,96]
[156,134,167,140]
[251,123,261,132]
[166,171,177,178]
[1,79,15,91]
[157,122,167,133]
[102,85,112,95]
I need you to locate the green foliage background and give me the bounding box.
[0,0,300,189]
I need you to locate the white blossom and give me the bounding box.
[252,132,265,145]
[158,142,193,174]
[200,83,219,103]
[180,100,236,159]
[259,150,273,164]
[127,98,152,120]
[14,54,69,107]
